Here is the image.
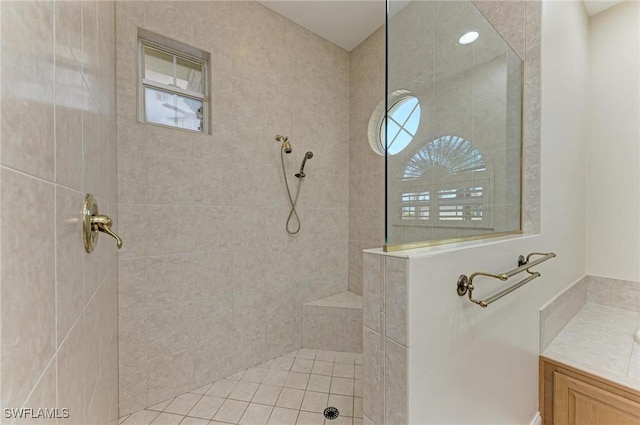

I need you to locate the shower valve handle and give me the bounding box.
[91,215,123,249]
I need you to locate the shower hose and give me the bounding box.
[281,145,303,235]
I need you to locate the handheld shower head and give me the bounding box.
[295,151,314,178]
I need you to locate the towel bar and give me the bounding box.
[456,252,556,308]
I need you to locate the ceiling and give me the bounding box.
[257,1,385,52]
[583,0,624,16]
[258,0,625,52]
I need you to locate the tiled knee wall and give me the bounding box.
[362,252,408,425]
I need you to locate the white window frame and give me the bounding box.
[138,39,209,133]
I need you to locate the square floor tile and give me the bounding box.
[252,384,283,406]
[353,397,363,418]
[165,393,202,415]
[229,381,260,402]
[334,352,356,364]
[267,407,299,425]
[354,380,363,397]
[285,372,310,390]
[213,399,249,423]
[150,412,183,425]
[121,410,160,425]
[295,411,324,425]
[332,363,354,379]
[311,361,333,376]
[328,394,353,417]
[314,351,335,362]
[272,357,295,371]
[276,387,305,410]
[207,379,238,398]
[263,369,290,386]
[179,418,209,425]
[291,358,314,374]
[330,415,353,425]
[238,403,273,425]
[330,378,353,396]
[306,375,331,393]
[187,395,225,420]
[242,367,269,384]
[300,391,328,413]
[354,365,362,380]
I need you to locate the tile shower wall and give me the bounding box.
[348,28,386,296]
[362,253,409,425]
[116,1,350,415]
[1,1,118,424]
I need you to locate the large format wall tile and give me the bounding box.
[1,168,56,409]
[1,1,118,423]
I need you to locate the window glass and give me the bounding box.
[144,47,174,86]
[378,95,421,155]
[144,87,203,132]
[175,57,203,92]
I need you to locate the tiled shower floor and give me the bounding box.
[119,349,363,425]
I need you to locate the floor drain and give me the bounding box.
[324,407,339,420]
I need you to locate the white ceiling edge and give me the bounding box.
[258,1,386,52]
[583,0,624,16]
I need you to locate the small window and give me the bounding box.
[138,38,209,133]
[380,95,420,155]
[367,90,421,156]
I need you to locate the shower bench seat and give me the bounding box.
[302,291,363,353]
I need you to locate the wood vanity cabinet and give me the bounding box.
[540,357,640,425]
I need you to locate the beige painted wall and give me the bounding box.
[116,1,351,414]
[586,0,640,282]
[1,1,119,424]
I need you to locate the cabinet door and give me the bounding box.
[554,371,640,425]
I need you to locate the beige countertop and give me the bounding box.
[542,302,640,391]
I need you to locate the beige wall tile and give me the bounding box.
[13,360,58,425]
[146,154,194,205]
[363,327,381,425]
[1,1,55,180]
[384,339,407,425]
[56,187,85,343]
[363,254,382,332]
[147,205,194,255]
[1,169,56,408]
[384,257,407,346]
[58,321,87,425]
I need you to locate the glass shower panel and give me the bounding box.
[385,0,523,250]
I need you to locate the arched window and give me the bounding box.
[403,135,486,180]
[368,90,421,156]
[400,136,490,224]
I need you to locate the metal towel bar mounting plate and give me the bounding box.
[456,252,556,308]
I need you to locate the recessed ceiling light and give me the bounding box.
[458,31,479,45]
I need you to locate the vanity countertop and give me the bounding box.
[542,302,640,391]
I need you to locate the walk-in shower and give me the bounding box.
[275,135,314,234]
